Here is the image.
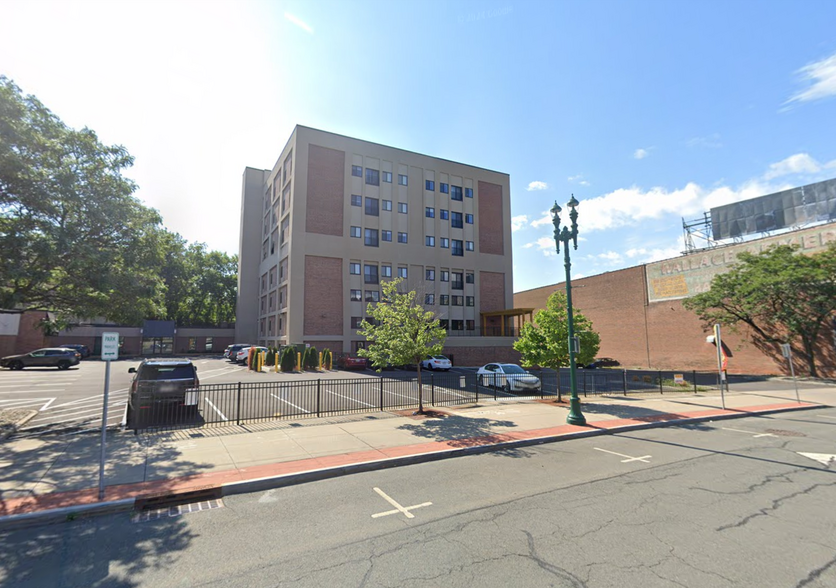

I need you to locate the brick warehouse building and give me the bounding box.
[236,126,526,365]
[514,221,836,377]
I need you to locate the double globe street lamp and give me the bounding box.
[551,196,587,426]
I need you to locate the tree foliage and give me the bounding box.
[0,76,237,327]
[513,291,601,369]
[357,278,447,411]
[683,244,836,377]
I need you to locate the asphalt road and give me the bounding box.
[3,408,836,587]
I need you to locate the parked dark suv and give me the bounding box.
[0,348,80,370]
[127,359,200,428]
[59,344,91,359]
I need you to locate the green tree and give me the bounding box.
[357,278,446,413]
[0,76,166,323]
[513,291,600,369]
[683,244,836,377]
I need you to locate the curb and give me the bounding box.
[0,410,38,441]
[0,402,821,529]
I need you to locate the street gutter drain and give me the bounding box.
[132,488,223,523]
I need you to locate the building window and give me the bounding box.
[398,174,408,186]
[452,272,464,289]
[350,289,362,301]
[466,272,474,284]
[440,183,449,194]
[466,296,475,307]
[452,240,463,256]
[398,202,408,214]
[382,199,392,211]
[383,171,393,183]
[451,186,463,201]
[424,294,435,305]
[425,180,435,191]
[351,316,363,329]
[352,165,362,177]
[452,295,464,306]
[466,240,474,251]
[205,337,214,351]
[440,294,449,305]
[465,187,473,198]
[365,228,379,247]
[350,226,361,238]
[398,266,408,278]
[440,209,449,220]
[382,264,392,277]
[188,337,196,352]
[425,207,435,218]
[452,319,464,330]
[365,290,380,302]
[365,168,380,186]
[365,198,379,216]
[351,194,362,206]
[426,269,435,281]
[364,264,378,284]
[451,211,463,228]
[466,319,475,330]
[465,213,473,224]
[398,232,408,243]
[382,230,392,242]
[439,319,449,329]
[350,262,361,275]
[426,236,435,247]
[440,270,449,282]
[440,237,449,249]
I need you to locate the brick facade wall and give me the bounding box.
[304,255,344,336]
[306,144,345,237]
[16,311,47,354]
[477,181,504,255]
[479,271,506,313]
[443,345,520,367]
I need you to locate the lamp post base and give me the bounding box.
[566,397,587,426]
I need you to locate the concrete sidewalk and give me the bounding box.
[0,386,831,527]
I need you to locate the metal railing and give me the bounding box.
[126,369,720,432]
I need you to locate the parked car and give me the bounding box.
[1,348,80,370]
[581,357,620,369]
[476,363,541,393]
[235,346,267,365]
[421,355,452,371]
[127,359,200,426]
[58,344,91,359]
[337,354,367,370]
[225,344,252,361]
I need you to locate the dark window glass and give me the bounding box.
[350,226,361,238]
[398,202,408,214]
[466,296,474,307]
[350,262,361,274]
[382,171,393,183]
[426,236,435,247]
[452,296,463,306]
[452,272,463,290]
[466,272,474,284]
[352,165,362,177]
[452,240,463,256]
[382,230,392,242]
[351,194,361,206]
[465,213,473,224]
[365,197,379,216]
[466,319,475,330]
[425,207,435,218]
[382,265,392,277]
[440,271,449,282]
[426,269,435,281]
[351,316,363,328]
[451,212,463,228]
[451,186,463,201]
[365,290,380,302]
[440,238,449,249]
[365,229,379,247]
[350,289,362,301]
[398,174,408,186]
[452,319,464,330]
[398,267,408,278]
[425,180,435,191]
[382,199,392,211]
[424,294,435,305]
[440,209,449,220]
[465,187,473,198]
[364,264,378,284]
[440,183,449,194]
[439,319,449,329]
[466,241,474,251]
[440,295,449,305]
[365,168,380,186]
[398,232,408,243]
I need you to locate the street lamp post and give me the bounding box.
[552,196,587,426]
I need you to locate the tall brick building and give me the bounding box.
[237,126,521,364]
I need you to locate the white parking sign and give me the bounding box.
[102,332,119,360]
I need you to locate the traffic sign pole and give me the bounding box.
[98,332,119,500]
[781,343,801,404]
[714,324,726,409]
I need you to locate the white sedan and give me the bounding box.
[476,363,541,393]
[421,355,452,371]
[235,346,267,364]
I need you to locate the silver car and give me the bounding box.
[477,363,541,393]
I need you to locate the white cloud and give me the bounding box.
[524,236,557,257]
[763,153,836,179]
[285,12,314,34]
[634,148,649,160]
[568,174,590,186]
[511,215,529,232]
[531,210,553,228]
[687,134,722,149]
[526,181,548,191]
[596,251,623,264]
[786,52,836,105]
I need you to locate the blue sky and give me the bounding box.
[2,0,835,293]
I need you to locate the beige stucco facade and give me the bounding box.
[237,126,514,356]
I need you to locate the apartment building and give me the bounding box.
[237,126,519,365]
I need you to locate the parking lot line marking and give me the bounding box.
[270,393,310,413]
[325,389,377,408]
[817,415,836,420]
[382,388,416,401]
[0,389,65,394]
[48,391,129,409]
[721,427,778,438]
[205,398,229,421]
[371,487,432,519]
[593,447,652,463]
[40,398,55,411]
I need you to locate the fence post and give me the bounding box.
[493,373,497,401]
[316,379,321,417]
[380,377,384,411]
[693,370,697,394]
[431,373,435,406]
[475,374,479,404]
[659,370,663,394]
[623,369,628,395]
[583,370,587,397]
[236,382,241,426]
[540,370,544,399]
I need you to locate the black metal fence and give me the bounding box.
[126,369,721,432]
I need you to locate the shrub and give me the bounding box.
[322,348,332,370]
[280,347,296,372]
[305,346,319,370]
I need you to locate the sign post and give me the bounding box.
[713,324,726,409]
[781,343,801,404]
[98,332,119,500]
